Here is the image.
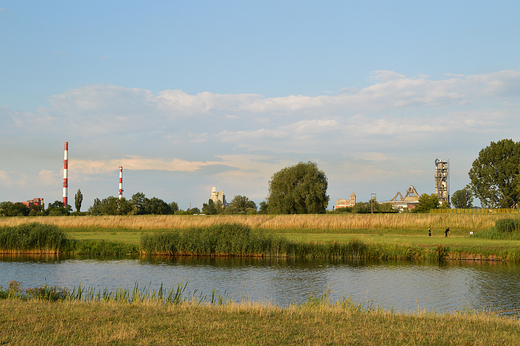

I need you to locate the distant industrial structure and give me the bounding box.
[63,142,68,206]
[335,192,356,210]
[20,198,44,209]
[388,185,421,211]
[435,158,449,206]
[210,187,227,207]
[118,166,123,200]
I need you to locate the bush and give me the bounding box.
[495,219,520,233]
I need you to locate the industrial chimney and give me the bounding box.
[119,166,123,200]
[63,142,68,206]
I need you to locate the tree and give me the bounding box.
[469,139,520,208]
[131,192,150,215]
[451,187,473,209]
[267,161,329,214]
[412,194,439,213]
[202,199,218,215]
[169,202,179,213]
[223,195,257,214]
[74,189,83,213]
[146,197,171,215]
[258,201,269,214]
[46,200,72,216]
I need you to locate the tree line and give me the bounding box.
[1,140,518,216]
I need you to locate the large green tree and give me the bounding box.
[412,194,440,213]
[451,187,473,209]
[267,161,329,214]
[468,139,520,208]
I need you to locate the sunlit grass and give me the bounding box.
[1,283,519,345]
[0,213,514,231]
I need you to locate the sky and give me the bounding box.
[1,1,520,210]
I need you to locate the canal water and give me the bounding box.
[1,255,520,315]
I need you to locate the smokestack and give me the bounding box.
[118,166,123,200]
[63,142,68,206]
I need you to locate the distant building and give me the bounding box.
[20,198,45,209]
[388,186,420,211]
[210,187,227,208]
[435,158,449,206]
[335,192,356,209]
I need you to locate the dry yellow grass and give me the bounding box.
[0,213,514,231]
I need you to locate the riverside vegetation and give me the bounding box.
[2,215,520,260]
[1,280,520,345]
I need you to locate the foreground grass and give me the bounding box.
[1,299,520,345]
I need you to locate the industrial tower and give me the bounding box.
[435,158,449,206]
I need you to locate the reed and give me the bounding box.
[141,223,450,260]
[0,223,67,253]
[0,223,138,255]
[0,213,512,231]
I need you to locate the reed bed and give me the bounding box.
[0,213,513,231]
[0,223,67,254]
[142,223,450,260]
[0,223,138,255]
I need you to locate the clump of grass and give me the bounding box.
[0,223,67,253]
[141,223,287,256]
[0,223,138,255]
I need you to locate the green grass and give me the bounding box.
[1,287,520,345]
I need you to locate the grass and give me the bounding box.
[0,213,513,231]
[1,282,520,345]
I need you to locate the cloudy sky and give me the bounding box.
[1,1,520,210]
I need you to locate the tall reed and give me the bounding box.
[0,213,510,231]
[0,223,138,255]
[141,223,448,260]
[0,223,67,253]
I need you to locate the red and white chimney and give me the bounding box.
[118,166,123,200]
[63,142,68,206]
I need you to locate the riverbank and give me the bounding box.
[1,299,519,345]
[3,220,520,260]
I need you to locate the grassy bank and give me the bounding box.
[3,222,520,260]
[1,290,519,345]
[0,213,513,231]
[0,223,138,255]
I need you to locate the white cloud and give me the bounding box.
[4,70,520,206]
[38,170,59,186]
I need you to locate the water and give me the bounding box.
[1,255,520,315]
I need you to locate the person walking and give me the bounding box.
[428,226,431,237]
[445,227,450,237]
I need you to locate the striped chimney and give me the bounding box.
[63,142,68,206]
[118,166,123,200]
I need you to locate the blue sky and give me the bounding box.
[1,1,520,210]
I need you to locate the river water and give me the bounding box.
[1,255,520,315]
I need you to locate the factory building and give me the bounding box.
[20,198,45,209]
[210,187,227,208]
[388,186,420,211]
[435,158,449,206]
[335,192,356,209]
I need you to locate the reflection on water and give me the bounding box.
[1,254,520,315]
